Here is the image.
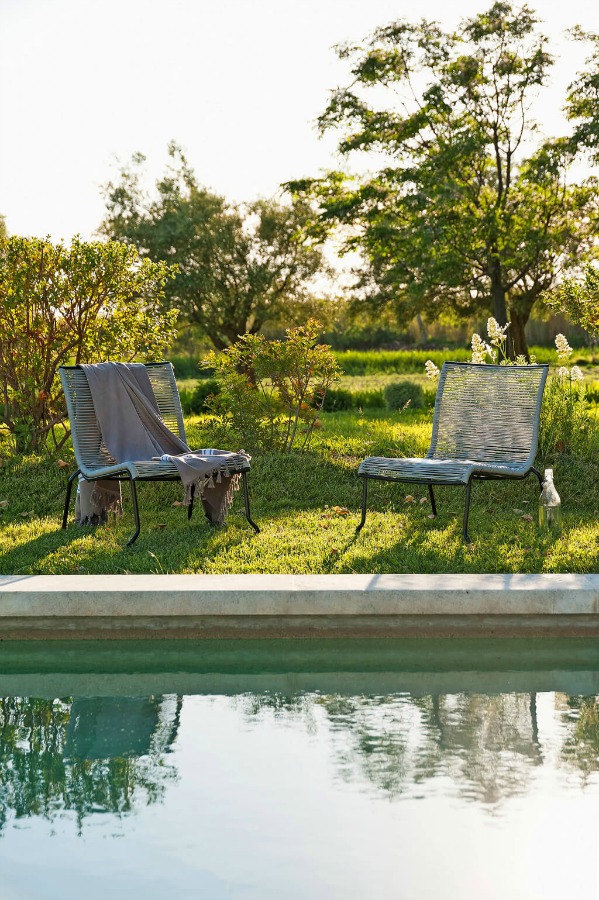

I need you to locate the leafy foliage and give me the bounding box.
[204,320,341,452]
[545,265,599,336]
[289,2,599,359]
[101,143,327,350]
[566,29,599,163]
[321,387,386,411]
[0,235,177,452]
[179,378,221,414]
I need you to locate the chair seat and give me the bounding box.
[358,456,528,485]
[81,453,251,481]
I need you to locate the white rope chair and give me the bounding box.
[59,362,258,545]
[357,362,549,542]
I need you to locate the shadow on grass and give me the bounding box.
[1,447,598,575]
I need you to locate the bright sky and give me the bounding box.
[1,0,598,242]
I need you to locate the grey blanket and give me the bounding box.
[79,362,246,525]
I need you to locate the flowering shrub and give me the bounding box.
[425,319,596,458]
[0,236,177,453]
[538,334,593,459]
[203,320,341,453]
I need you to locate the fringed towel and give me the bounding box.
[76,477,122,526]
[78,362,247,526]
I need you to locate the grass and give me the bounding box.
[1,409,598,575]
[333,346,599,375]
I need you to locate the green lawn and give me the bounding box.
[1,409,598,575]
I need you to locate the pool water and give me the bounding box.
[0,639,598,900]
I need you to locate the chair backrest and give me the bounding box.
[428,362,548,466]
[59,362,186,471]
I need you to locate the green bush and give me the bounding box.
[538,377,598,460]
[320,389,354,411]
[179,379,220,414]
[321,324,410,351]
[383,381,426,411]
[204,320,341,453]
[171,356,214,379]
[0,235,177,453]
[321,388,385,411]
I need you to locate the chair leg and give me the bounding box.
[126,479,141,547]
[530,466,543,491]
[242,472,260,533]
[463,479,473,543]
[62,470,81,529]
[356,477,368,533]
[188,483,195,521]
[428,484,437,517]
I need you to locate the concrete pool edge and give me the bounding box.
[1,573,599,638]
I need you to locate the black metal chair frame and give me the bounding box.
[356,467,543,544]
[356,362,549,543]
[59,362,259,546]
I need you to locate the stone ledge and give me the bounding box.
[0,574,598,637]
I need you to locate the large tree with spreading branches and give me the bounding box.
[101,144,327,350]
[289,2,599,357]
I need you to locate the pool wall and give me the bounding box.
[1,573,598,638]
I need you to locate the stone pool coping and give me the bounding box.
[1,573,599,638]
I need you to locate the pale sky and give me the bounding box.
[1,0,599,242]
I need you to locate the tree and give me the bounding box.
[0,236,177,452]
[289,2,599,358]
[566,29,599,163]
[100,144,327,350]
[545,264,599,336]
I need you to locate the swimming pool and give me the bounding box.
[0,639,597,899]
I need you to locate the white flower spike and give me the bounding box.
[425,359,440,380]
[555,333,572,362]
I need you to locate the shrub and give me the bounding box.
[320,388,354,411]
[203,320,340,452]
[538,373,595,459]
[320,388,386,411]
[424,320,598,459]
[383,380,425,411]
[171,356,215,379]
[0,236,177,452]
[180,379,220,414]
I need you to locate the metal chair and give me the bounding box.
[59,362,259,546]
[357,362,549,542]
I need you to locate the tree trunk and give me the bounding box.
[508,308,530,360]
[415,314,428,345]
[490,260,509,327]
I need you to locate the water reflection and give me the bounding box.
[238,689,599,807]
[0,695,180,830]
[560,694,599,780]
[0,636,599,832]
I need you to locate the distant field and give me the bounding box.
[177,355,599,414]
[173,344,599,380]
[332,346,599,376]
